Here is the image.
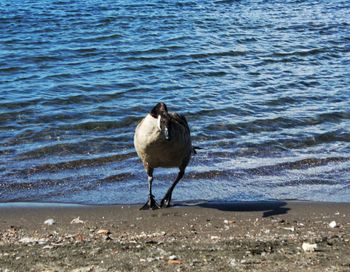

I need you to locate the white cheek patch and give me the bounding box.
[157,115,162,131]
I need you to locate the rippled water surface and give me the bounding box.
[1,0,350,204]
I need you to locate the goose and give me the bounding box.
[134,102,196,209]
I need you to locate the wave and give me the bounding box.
[11,153,135,177]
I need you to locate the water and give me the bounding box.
[1,0,350,204]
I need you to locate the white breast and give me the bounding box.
[134,114,191,168]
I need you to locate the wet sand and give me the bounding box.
[0,201,349,271]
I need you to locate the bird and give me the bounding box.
[134,102,196,210]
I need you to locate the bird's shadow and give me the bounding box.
[176,200,290,218]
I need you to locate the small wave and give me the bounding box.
[0,149,16,156]
[62,117,140,131]
[0,109,36,122]
[190,50,247,59]
[189,71,227,77]
[205,111,350,136]
[13,153,135,176]
[272,48,326,57]
[0,98,42,110]
[125,49,246,62]
[188,169,234,180]
[96,173,135,185]
[243,157,349,176]
[242,130,350,150]
[42,73,75,80]
[21,55,62,63]
[122,64,162,71]
[282,178,337,187]
[1,172,133,192]
[264,96,300,106]
[39,94,102,106]
[0,177,75,191]
[0,66,26,73]
[133,46,182,55]
[206,116,295,134]
[82,33,122,42]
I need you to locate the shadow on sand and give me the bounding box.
[178,200,290,218]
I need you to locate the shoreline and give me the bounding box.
[1,201,349,271]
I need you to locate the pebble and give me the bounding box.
[97,229,110,235]
[169,255,178,260]
[168,255,182,265]
[282,226,295,232]
[38,238,47,245]
[44,219,55,225]
[43,245,54,250]
[19,237,37,244]
[70,217,85,224]
[329,221,338,228]
[229,258,237,268]
[302,242,317,252]
[168,259,182,265]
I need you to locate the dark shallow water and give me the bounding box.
[1,0,350,204]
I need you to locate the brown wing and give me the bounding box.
[170,113,190,134]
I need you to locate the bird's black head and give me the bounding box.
[150,102,171,141]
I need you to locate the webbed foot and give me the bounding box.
[140,195,160,210]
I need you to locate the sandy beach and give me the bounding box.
[0,201,349,271]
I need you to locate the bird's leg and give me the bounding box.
[140,167,160,210]
[161,168,185,208]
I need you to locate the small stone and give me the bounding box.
[38,239,47,245]
[44,219,55,225]
[229,258,237,268]
[302,242,317,252]
[19,237,37,244]
[282,226,295,232]
[42,245,53,250]
[168,259,182,265]
[169,255,178,260]
[71,217,84,224]
[97,229,110,235]
[329,221,338,228]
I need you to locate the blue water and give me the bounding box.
[1,0,350,204]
